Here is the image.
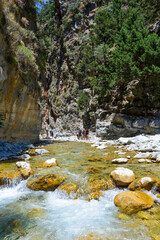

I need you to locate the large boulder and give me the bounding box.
[16,161,33,179]
[27,174,65,191]
[0,170,21,185]
[114,191,154,214]
[110,167,135,187]
[128,177,157,191]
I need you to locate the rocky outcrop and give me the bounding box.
[40,1,100,138]
[0,0,41,143]
[96,114,160,139]
[40,0,160,139]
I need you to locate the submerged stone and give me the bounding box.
[27,174,65,191]
[89,191,103,200]
[58,183,77,195]
[78,232,110,240]
[114,191,154,214]
[86,180,108,193]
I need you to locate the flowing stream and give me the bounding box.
[0,141,160,240]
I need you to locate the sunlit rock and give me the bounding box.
[114,191,154,214]
[134,152,151,158]
[35,149,49,155]
[112,158,128,164]
[128,177,157,191]
[16,161,33,179]
[27,174,65,191]
[110,167,135,187]
[43,158,57,168]
[0,170,21,185]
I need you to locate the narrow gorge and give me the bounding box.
[0,0,160,240]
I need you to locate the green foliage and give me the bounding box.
[37,0,55,69]
[77,0,160,101]
[16,45,38,73]
[66,1,81,15]
[78,92,90,110]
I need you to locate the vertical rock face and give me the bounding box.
[0,0,41,143]
[40,0,160,138]
[41,0,99,137]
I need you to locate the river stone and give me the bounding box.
[114,191,154,214]
[86,180,108,193]
[128,177,157,191]
[58,183,77,195]
[16,161,32,179]
[43,158,57,168]
[112,158,128,164]
[138,159,151,163]
[156,154,160,162]
[0,170,21,185]
[27,174,66,191]
[16,154,31,160]
[134,152,151,158]
[110,167,135,187]
[35,149,49,155]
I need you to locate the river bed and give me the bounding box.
[0,141,160,240]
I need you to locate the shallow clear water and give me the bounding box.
[0,141,160,240]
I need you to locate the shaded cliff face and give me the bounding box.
[0,0,41,143]
[40,0,160,138]
[41,0,100,137]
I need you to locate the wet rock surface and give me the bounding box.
[27,174,66,191]
[128,177,157,191]
[114,191,155,214]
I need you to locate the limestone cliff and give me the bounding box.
[40,0,160,139]
[0,0,41,143]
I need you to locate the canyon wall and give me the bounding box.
[0,0,41,143]
[40,0,160,139]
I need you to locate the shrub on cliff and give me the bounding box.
[78,92,90,111]
[78,0,160,102]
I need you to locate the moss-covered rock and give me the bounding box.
[58,183,77,195]
[86,180,108,193]
[0,170,21,185]
[27,174,65,191]
[128,177,157,191]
